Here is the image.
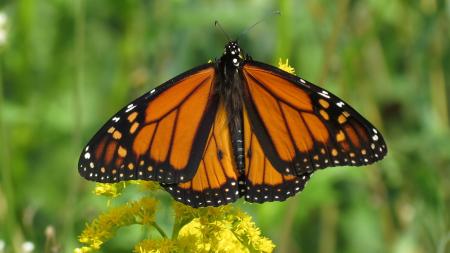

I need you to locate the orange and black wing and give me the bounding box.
[163,102,241,207]
[78,64,218,184]
[243,108,312,203]
[243,61,387,177]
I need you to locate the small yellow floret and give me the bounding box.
[278,58,295,74]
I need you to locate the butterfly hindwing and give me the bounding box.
[243,108,312,203]
[78,64,218,184]
[163,102,241,207]
[242,61,387,176]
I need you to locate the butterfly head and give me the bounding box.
[223,41,244,67]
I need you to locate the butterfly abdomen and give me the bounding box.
[229,113,245,174]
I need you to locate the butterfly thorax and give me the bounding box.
[215,41,245,127]
[215,41,246,174]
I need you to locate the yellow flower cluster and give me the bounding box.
[93,182,125,198]
[75,183,275,253]
[75,197,158,252]
[94,180,160,198]
[133,203,274,253]
[175,204,274,253]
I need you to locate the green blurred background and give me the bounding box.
[0,0,449,252]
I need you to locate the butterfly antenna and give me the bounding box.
[215,20,231,42]
[237,10,281,41]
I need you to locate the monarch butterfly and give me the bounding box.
[78,40,387,208]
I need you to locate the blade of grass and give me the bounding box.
[0,48,24,252]
[61,0,85,250]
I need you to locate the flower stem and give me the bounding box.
[171,222,181,240]
[151,222,168,239]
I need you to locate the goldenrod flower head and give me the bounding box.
[94,180,160,198]
[78,197,158,249]
[278,58,295,74]
[94,182,125,198]
[175,203,275,253]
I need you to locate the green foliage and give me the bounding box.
[0,0,449,252]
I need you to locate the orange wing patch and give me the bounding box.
[244,65,313,111]
[163,103,241,207]
[243,108,311,203]
[79,65,218,184]
[145,69,213,122]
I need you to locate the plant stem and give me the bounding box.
[0,49,24,251]
[152,222,168,239]
[318,0,349,84]
[277,198,299,253]
[62,0,85,249]
[171,222,181,240]
[318,203,338,253]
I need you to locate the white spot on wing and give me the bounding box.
[336,101,345,107]
[125,104,136,112]
[318,90,330,99]
[150,89,156,94]
[84,152,91,159]
[112,117,120,122]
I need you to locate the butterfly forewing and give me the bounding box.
[78,64,217,184]
[243,62,387,176]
